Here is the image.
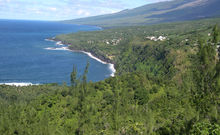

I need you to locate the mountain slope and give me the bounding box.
[64,0,220,27]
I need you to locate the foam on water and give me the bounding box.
[0,82,39,87]
[81,51,116,77]
[56,41,64,46]
[44,47,70,51]
[45,39,117,77]
[80,51,107,64]
[0,20,110,84]
[109,64,116,77]
[45,39,54,42]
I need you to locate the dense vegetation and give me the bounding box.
[1,18,220,134]
[57,18,220,75]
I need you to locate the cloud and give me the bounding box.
[0,0,171,20]
[48,7,57,11]
[64,0,125,9]
[0,0,10,2]
[0,0,10,5]
[76,9,91,16]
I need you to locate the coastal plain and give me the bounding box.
[1,17,220,134]
[1,0,220,134]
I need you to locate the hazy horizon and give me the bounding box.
[0,0,171,21]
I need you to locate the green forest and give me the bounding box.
[1,18,220,134]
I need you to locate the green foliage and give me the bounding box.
[70,65,77,87]
[1,21,220,134]
[190,122,220,135]
[134,87,149,105]
[192,26,220,119]
[212,24,220,44]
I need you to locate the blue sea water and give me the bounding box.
[0,20,113,85]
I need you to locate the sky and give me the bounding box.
[0,0,170,21]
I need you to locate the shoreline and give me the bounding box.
[45,38,116,77]
[76,50,116,77]
[0,82,39,87]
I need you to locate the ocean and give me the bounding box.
[0,20,114,85]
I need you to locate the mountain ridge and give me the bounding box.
[64,0,220,28]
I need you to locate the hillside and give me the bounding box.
[64,0,220,28]
[1,18,220,134]
[57,17,220,74]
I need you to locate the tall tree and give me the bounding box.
[212,24,220,44]
[194,25,219,118]
[82,61,90,95]
[70,65,77,87]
